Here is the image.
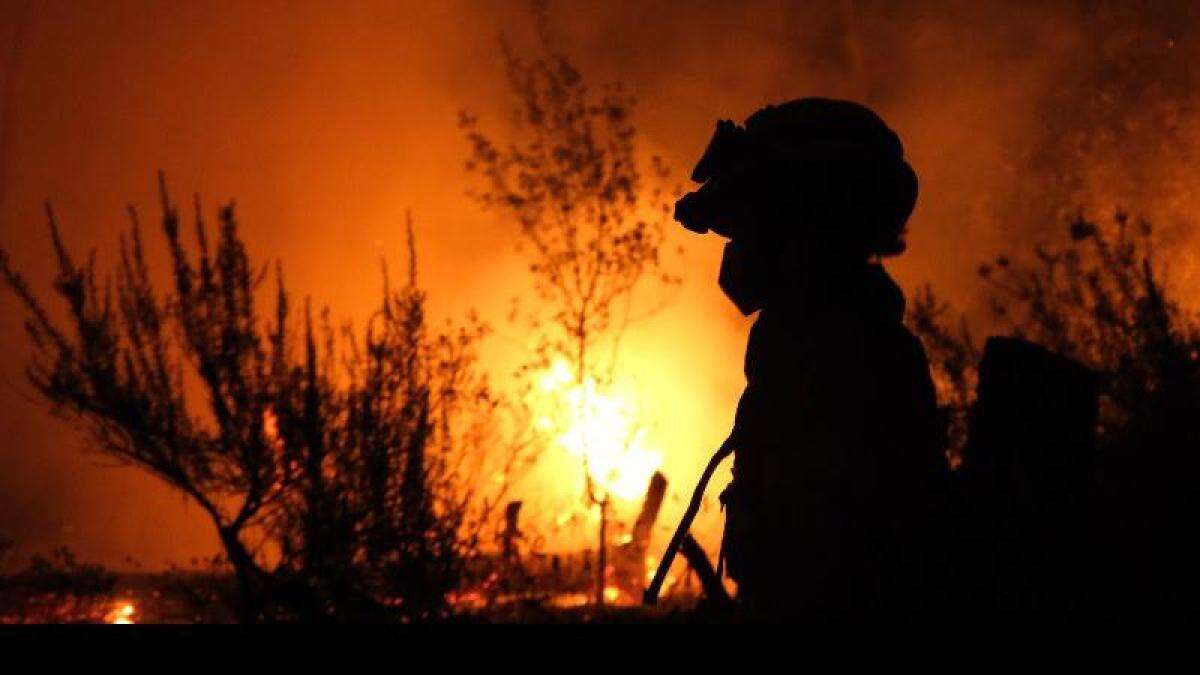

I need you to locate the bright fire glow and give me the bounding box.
[536,359,662,502]
[106,601,136,625]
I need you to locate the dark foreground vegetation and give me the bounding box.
[0,180,532,623]
[0,544,708,624]
[4,205,1200,623]
[911,212,1200,620]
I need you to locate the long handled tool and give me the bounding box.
[643,435,735,605]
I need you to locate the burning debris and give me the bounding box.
[104,601,137,625]
[610,472,667,599]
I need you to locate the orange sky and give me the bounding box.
[2,0,1198,568]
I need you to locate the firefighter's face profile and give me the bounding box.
[673,118,758,239]
[675,107,913,315]
[717,237,769,315]
[673,121,766,314]
[675,174,777,315]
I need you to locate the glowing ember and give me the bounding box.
[548,592,592,609]
[105,601,136,625]
[263,408,280,442]
[446,590,487,610]
[536,359,663,501]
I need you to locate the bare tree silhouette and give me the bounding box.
[458,2,678,606]
[0,176,515,622]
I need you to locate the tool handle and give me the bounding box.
[643,436,734,605]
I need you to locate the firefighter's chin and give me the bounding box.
[718,239,768,316]
[672,190,712,234]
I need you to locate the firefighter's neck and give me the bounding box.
[767,241,876,313]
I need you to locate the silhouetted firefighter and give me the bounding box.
[659,99,948,620]
[953,337,1099,620]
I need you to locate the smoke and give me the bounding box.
[1,0,1198,567]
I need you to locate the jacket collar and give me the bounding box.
[764,263,906,327]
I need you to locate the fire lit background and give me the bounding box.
[1,0,1199,577]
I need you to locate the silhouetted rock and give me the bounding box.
[954,337,1100,620]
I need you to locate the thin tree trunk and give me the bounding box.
[596,496,608,607]
[219,526,261,624]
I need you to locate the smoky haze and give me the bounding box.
[1,0,1197,568]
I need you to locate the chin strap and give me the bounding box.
[643,434,736,606]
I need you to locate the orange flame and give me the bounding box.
[535,359,663,502]
[105,601,136,625]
